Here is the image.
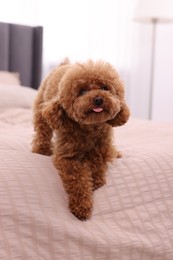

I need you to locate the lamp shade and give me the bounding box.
[134,0,173,23]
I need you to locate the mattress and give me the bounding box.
[0,85,173,259]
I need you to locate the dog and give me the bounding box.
[32,60,130,220]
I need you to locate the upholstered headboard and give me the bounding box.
[0,22,43,89]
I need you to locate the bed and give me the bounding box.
[0,22,173,260]
[0,22,43,89]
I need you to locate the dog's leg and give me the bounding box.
[89,160,107,191]
[54,157,93,220]
[84,151,107,191]
[32,112,53,156]
[87,147,117,191]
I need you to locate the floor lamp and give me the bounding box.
[133,0,173,120]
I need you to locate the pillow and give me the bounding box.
[0,84,37,108]
[0,71,21,85]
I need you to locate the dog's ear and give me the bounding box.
[41,99,65,129]
[107,102,130,127]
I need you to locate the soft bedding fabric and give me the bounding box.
[0,105,173,259]
[0,71,21,85]
[0,84,37,108]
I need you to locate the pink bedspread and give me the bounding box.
[0,107,173,260]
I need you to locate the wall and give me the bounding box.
[128,22,173,122]
[152,24,173,121]
[128,23,151,119]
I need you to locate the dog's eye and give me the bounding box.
[100,85,109,91]
[79,89,87,96]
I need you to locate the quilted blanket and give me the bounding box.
[0,104,173,259]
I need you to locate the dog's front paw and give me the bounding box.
[71,206,92,221]
[32,145,52,156]
[92,178,106,191]
[69,198,93,221]
[117,151,122,158]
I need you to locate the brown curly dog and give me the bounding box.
[32,60,130,220]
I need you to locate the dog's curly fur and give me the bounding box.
[32,60,130,220]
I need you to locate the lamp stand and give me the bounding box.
[149,18,157,120]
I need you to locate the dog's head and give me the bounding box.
[42,60,130,128]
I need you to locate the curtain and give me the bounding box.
[37,0,137,105]
[1,0,147,118]
[0,0,136,80]
[37,0,136,72]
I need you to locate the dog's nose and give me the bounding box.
[93,96,103,106]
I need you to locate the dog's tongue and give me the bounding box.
[93,107,103,113]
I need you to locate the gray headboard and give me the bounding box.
[0,22,43,89]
